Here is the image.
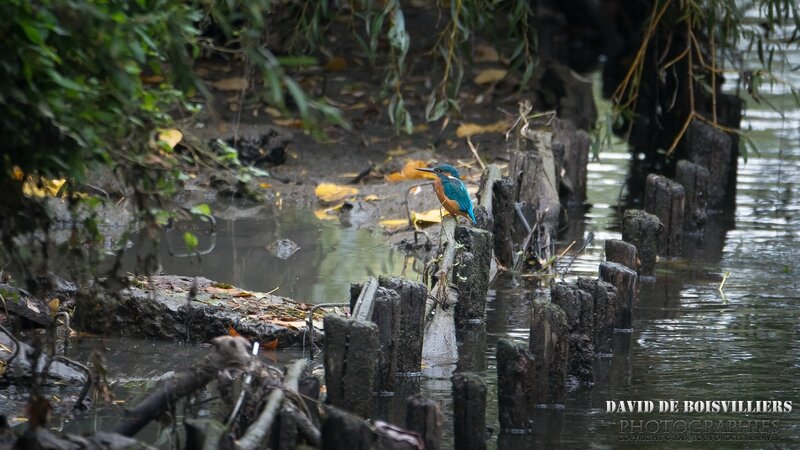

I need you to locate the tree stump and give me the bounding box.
[550,282,594,383]
[644,174,685,256]
[454,226,493,325]
[621,209,663,279]
[323,315,378,417]
[451,372,487,450]
[675,160,709,233]
[371,287,400,394]
[405,395,443,450]
[551,119,590,205]
[378,276,427,375]
[321,406,375,450]
[529,301,568,406]
[599,262,637,332]
[684,120,732,210]
[492,178,516,268]
[604,239,638,273]
[576,277,617,356]
[496,339,536,433]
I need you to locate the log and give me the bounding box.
[599,262,638,332]
[0,284,54,327]
[644,174,685,256]
[492,178,517,268]
[378,276,427,375]
[115,336,252,437]
[496,339,535,433]
[575,278,617,356]
[323,315,379,418]
[529,301,568,406]
[621,209,663,279]
[405,395,443,450]
[684,120,732,210]
[371,287,400,393]
[604,239,638,273]
[451,372,487,450]
[675,160,709,233]
[454,226,493,326]
[550,283,594,383]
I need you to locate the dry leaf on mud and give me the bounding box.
[473,68,507,85]
[212,77,248,91]
[411,208,443,225]
[379,218,408,229]
[385,160,437,182]
[21,177,66,198]
[315,183,359,203]
[227,325,241,337]
[455,120,510,138]
[157,129,183,149]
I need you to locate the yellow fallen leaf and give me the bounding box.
[379,218,408,229]
[315,183,359,203]
[412,123,430,133]
[259,182,272,189]
[385,160,436,183]
[362,194,380,202]
[474,68,507,85]
[22,177,66,197]
[264,107,282,117]
[48,298,60,317]
[474,43,500,63]
[456,120,510,138]
[411,208,443,225]
[157,129,183,149]
[314,209,338,221]
[213,77,248,91]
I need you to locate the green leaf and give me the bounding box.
[183,232,198,252]
[190,203,211,216]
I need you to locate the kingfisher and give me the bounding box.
[416,164,476,224]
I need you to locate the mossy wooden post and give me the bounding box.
[599,262,637,332]
[550,283,594,383]
[675,160,709,233]
[321,406,375,450]
[552,119,590,205]
[323,315,378,418]
[454,226,493,326]
[451,372,487,450]
[604,239,638,273]
[492,178,516,268]
[476,164,501,232]
[576,278,617,356]
[378,276,427,376]
[371,287,400,394]
[529,301,568,406]
[496,339,536,433]
[621,209,662,280]
[684,120,732,210]
[644,174,685,256]
[405,395,443,450]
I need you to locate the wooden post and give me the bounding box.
[323,315,378,418]
[476,164,501,232]
[451,372,487,450]
[454,226,493,326]
[550,282,594,383]
[551,119,590,205]
[684,120,732,210]
[599,262,637,332]
[405,395,443,450]
[378,276,427,376]
[675,160,709,233]
[321,406,375,450]
[604,239,638,273]
[529,301,568,406]
[492,178,516,268]
[576,278,617,356]
[496,339,535,433]
[456,322,486,373]
[644,174,685,256]
[621,209,663,280]
[371,287,400,394]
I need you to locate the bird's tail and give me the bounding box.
[469,209,477,224]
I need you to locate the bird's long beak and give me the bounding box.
[415,167,436,173]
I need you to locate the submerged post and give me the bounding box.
[454,226,493,326]
[405,395,443,450]
[451,372,487,450]
[675,160,709,233]
[576,277,618,356]
[496,339,536,433]
[621,209,662,280]
[598,262,637,332]
[550,282,594,383]
[604,239,638,273]
[529,301,568,406]
[378,276,427,375]
[644,174,685,256]
[323,315,378,418]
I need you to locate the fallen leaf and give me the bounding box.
[213,77,248,91]
[455,120,510,138]
[48,298,59,317]
[227,325,241,337]
[315,183,359,203]
[385,160,436,182]
[474,68,508,85]
[325,56,347,72]
[474,43,500,63]
[411,208,443,225]
[362,194,380,202]
[273,118,303,128]
[211,282,235,289]
[259,182,272,189]
[263,338,279,351]
[157,129,183,149]
[22,177,66,197]
[314,209,339,221]
[412,123,430,133]
[264,107,282,117]
[379,218,408,229]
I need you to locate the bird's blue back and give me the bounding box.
[440,175,476,223]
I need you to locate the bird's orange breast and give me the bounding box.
[433,179,471,219]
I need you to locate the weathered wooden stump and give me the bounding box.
[598,262,637,332]
[644,174,685,256]
[476,164,501,233]
[456,322,486,373]
[454,226,493,325]
[378,276,427,375]
[604,239,638,273]
[323,315,378,417]
[371,287,400,394]
[405,395,443,450]
[510,128,560,229]
[675,160,709,233]
[496,339,536,433]
[451,372,487,450]
[529,301,568,406]
[550,282,594,383]
[576,277,617,356]
[552,119,590,205]
[492,178,516,268]
[621,209,663,279]
[683,120,732,210]
[321,406,374,450]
